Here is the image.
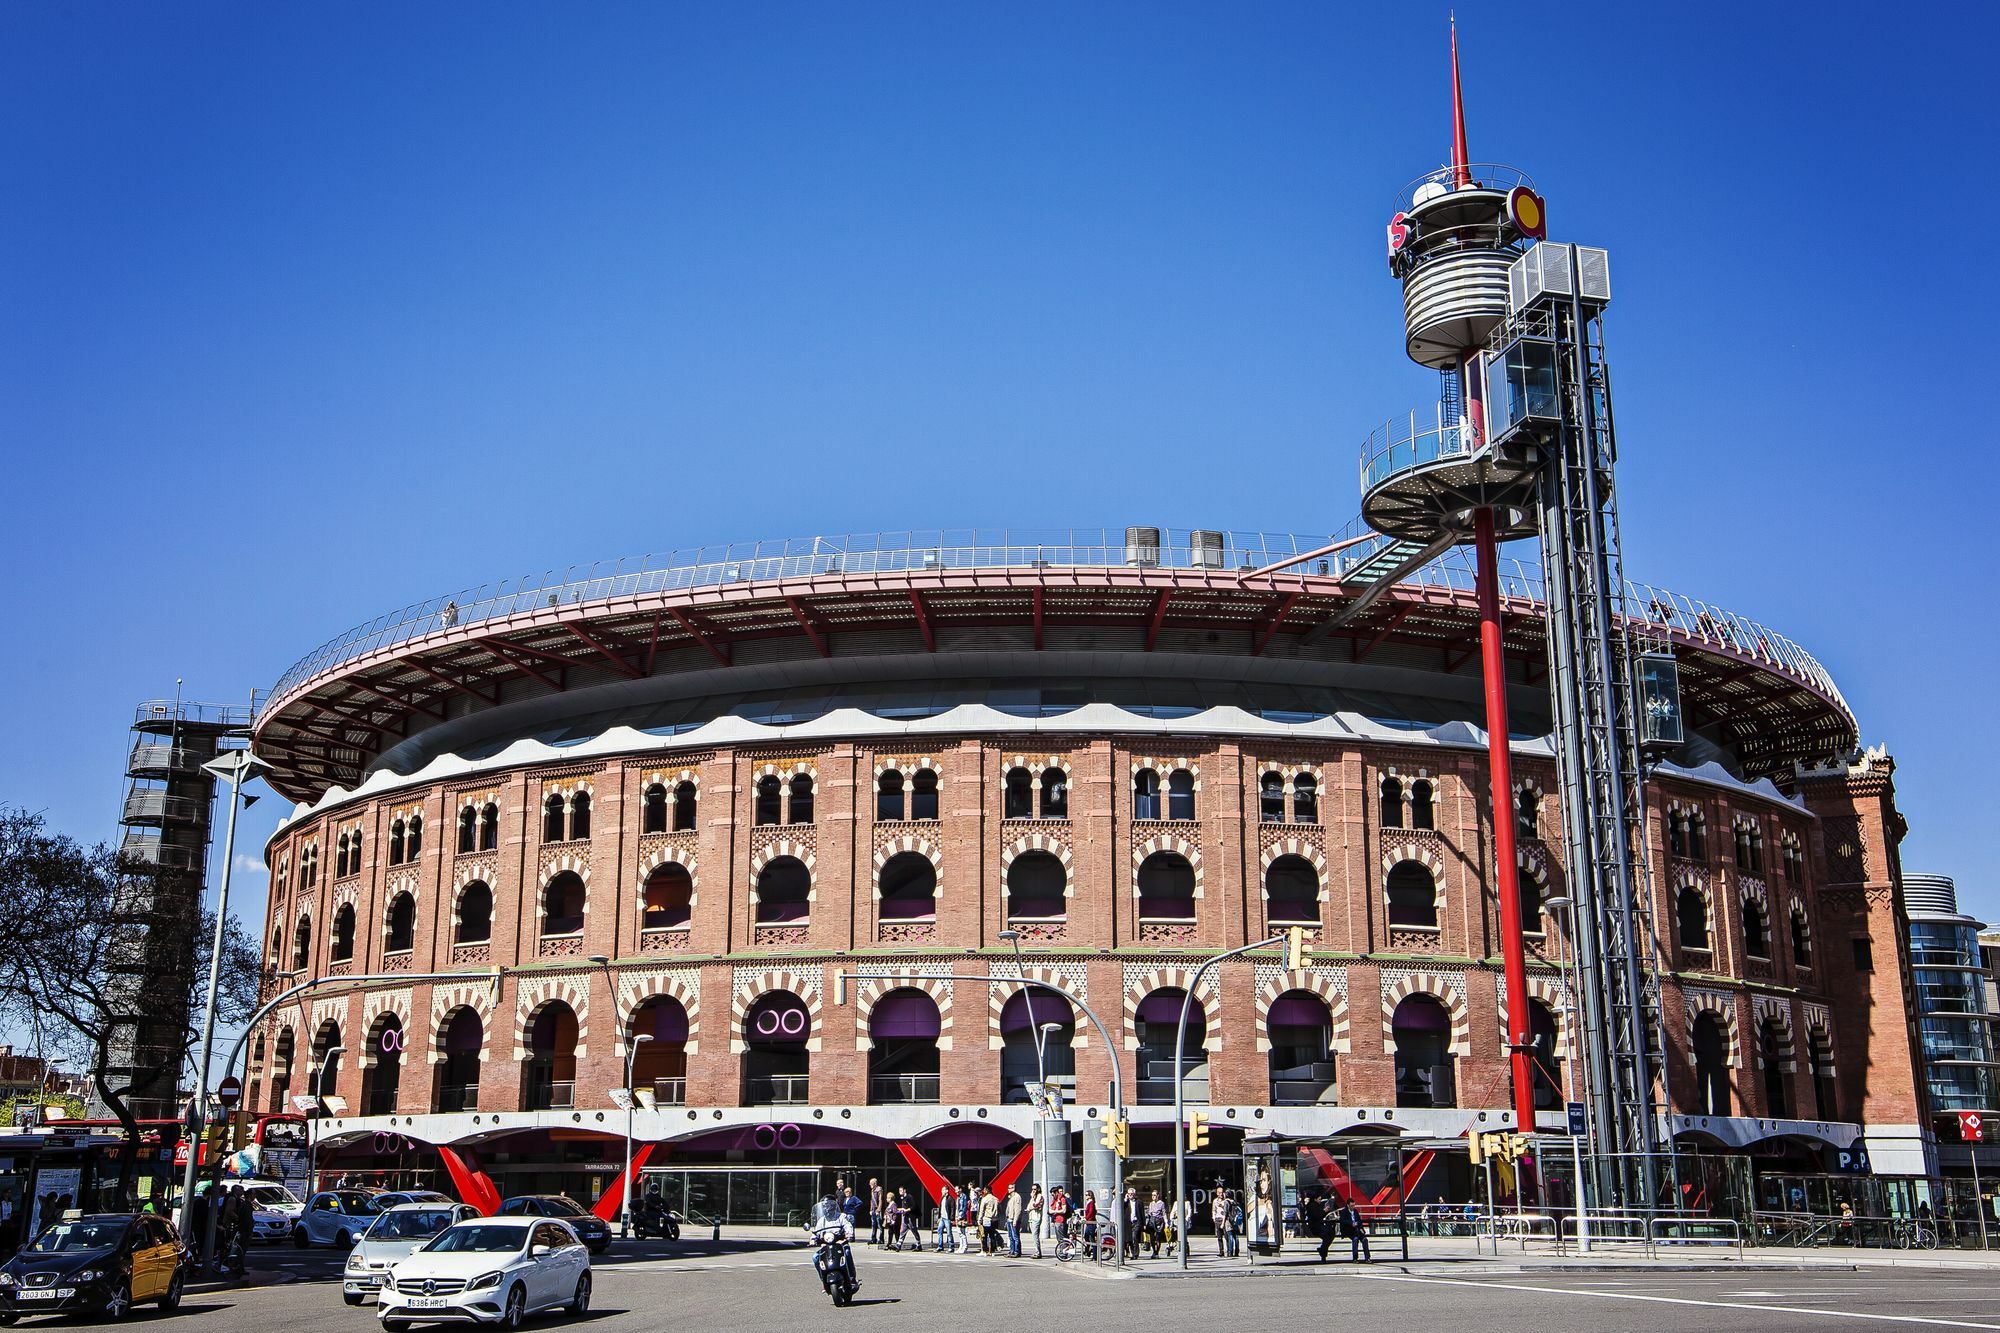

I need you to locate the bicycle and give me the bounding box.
[1892,1219,1939,1250]
[1053,1218,1114,1263]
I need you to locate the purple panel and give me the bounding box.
[1136,990,1202,1025]
[444,1014,483,1053]
[744,991,811,1045]
[999,990,1075,1034]
[1268,994,1330,1027]
[878,895,935,921]
[643,998,689,1044]
[760,899,809,923]
[870,991,941,1040]
[671,1124,890,1154]
[1393,995,1450,1030]
[913,1123,1028,1150]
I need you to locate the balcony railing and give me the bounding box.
[1270,1062,1338,1107]
[436,1083,479,1113]
[528,1080,575,1111]
[1394,1061,1457,1109]
[122,791,206,824]
[1137,1056,1209,1106]
[541,917,584,937]
[117,834,202,872]
[650,1077,686,1106]
[744,1074,811,1105]
[127,743,207,777]
[1359,401,1482,497]
[869,1074,941,1105]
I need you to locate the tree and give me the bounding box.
[0,807,262,1200]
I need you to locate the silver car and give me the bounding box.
[344,1204,482,1305]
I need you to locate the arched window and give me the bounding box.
[911,769,939,821]
[1392,995,1455,1108]
[334,832,350,879]
[363,1014,403,1116]
[788,774,815,825]
[1267,990,1336,1105]
[1735,824,1753,872]
[866,988,942,1104]
[642,784,668,835]
[1264,855,1319,926]
[742,990,811,1104]
[1809,1029,1837,1119]
[271,1027,296,1113]
[1668,810,1687,858]
[1136,851,1196,921]
[310,1021,343,1109]
[329,904,356,962]
[630,996,691,1104]
[1760,1017,1791,1118]
[1386,861,1438,928]
[643,863,693,930]
[1006,851,1066,921]
[1518,868,1544,935]
[1688,811,1708,860]
[543,794,566,843]
[756,856,811,924]
[878,852,937,921]
[1380,778,1404,829]
[1004,767,1034,820]
[1677,886,1709,951]
[999,990,1075,1104]
[1135,989,1206,1105]
[1166,769,1195,821]
[457,806,477,854]
[406,814,422,860]
[672,781,698,831]
[436,1009,482,1112]
[1517,786,1540,841]
[877,770,906,822]
[755,776,783,826]
[1040,767,1068,819]
[455,881,492,944]
[1742,898,1770,959]
[1526,1000,1562,1110]
[1692,1013,1730,1115]
[383,892,415,953]
[1292,773,1317,823]
[569,790,591,841]
[1132,769,1161,821]
[1791,906,1812,967]
[523,1002,578,1110]
[291,915,312,971]
[1259,774,1286,823]
[541,871,586,936]
[1409,780,1436,831]
[478,803,499,851]
[388,819,407,866]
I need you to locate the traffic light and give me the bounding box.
[1467,1130,1486,1164]
[1099,1117,1129,1158]
[1186,1111,1210,1153]
[1286,925,1310,971]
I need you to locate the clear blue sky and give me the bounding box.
[3,1,1996,942]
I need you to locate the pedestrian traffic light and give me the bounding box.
[1100,1117,1129,1158]
[1186,1111,1210,1153]
[1286,925,1310,971]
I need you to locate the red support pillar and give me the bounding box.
[1476,507,1537,1133]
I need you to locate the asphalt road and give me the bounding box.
[18,1242,2000,1332]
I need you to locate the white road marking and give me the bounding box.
[1349,1271,2000,1331]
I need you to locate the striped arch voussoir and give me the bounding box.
[871,835,942,899]
[616,971,701,1057]
[1255,971,1348,1054]
[730,970,823,1055]
[853,974,953,1052]
[513,974,592,1060]
[1132,836,1204,898]
[1684,990,1741,1067]
[357,989,414,1068]
[428,981,495,1062]
[635,845,699,900]
[1379,973,1471,1056]
[1497,976,1572,1058]
[1380,842,1445,878]
[1260,836,1328,882]
[1122,967,1221,1052]
[988,969,1089,1050]
[1001,834,1074,896]
[543,852,592,886]
[749,839,817,877]
[1753,995,1797,1072]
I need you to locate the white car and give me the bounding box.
[294,1189,386,1248]
[344,1204,482,1305]
[378,1217,590,1330]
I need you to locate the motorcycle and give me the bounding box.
[810,1225,859,1307]
[634,1200,681,1241]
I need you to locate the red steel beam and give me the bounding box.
[341,676,446,722]
[668,608,731,667]
[908,590,936,652]
[563,622,645,680]
[1353,604,1414,663]
[785,597,830,658]
[1144,589,1172,652]
[1253,591,1303,657]
[480,641,565,694]
[408,658,498,706]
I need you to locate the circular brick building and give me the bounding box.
[246,528,1924,1217]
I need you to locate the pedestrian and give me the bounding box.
[869,1178,884,1245]
[977,1184,1000,1255]
[1225,1190,1243,1258]
[1025,1185,1044,1259]
[1049,1185,1069,1247]
[1080,1188,1098,1259]
[896,1187,914,1251]
[1340,1197,1371,1263]
[934,1186,956,1253]
[961,1180,980,1254]
[1212,1189,1231,1256]
[1004,1186,1024,1258]
[1309,1194,1334,1261]
[1122,1187,1140,1259]
[189,1190,211,1266]
[840,1185,862,1237]
[1144,1191,1167,1258]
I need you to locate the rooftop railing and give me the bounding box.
[1394,162,1536,215]
[1359,402,1481,496]
[257,525,1852,730]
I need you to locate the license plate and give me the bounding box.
[18,1290,71,1301]
[408,1297,451,1309]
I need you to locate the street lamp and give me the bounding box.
[621,1033,655,1238]
[999,928,1050,1250]
[305,1044,345,1199]
[1539,893,1591,1253]
[175,744,271,1257]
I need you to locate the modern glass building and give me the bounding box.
[1905,875,1999,1115]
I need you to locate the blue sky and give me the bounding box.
[3,0,1996,945]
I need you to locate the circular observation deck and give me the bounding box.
[1393,164,1537,369]
[1358,404,1541,543]
[251,528,1859,805]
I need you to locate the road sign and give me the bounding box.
[1962,1111,1986,1142]
[1566,1101,1587,1136]
[217,1076,242,1106]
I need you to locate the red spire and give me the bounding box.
[1449,15,1471,187]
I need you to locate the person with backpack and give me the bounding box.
[1024,1185,1045,1258]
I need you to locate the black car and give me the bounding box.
[0,1213,186,1323]
[497,1195,612,1253]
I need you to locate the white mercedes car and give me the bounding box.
[343,1203,482,1305]
[377,1216,590,1329]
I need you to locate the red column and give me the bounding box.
[1476,507,1536,1132]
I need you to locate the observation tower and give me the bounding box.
[1361,23,1670,1197]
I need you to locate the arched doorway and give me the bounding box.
[630,995,690,1106]
[1526,1000,1562,1111]
[271,1028,296,1113]
[1693,1012,1731,1116]
[866,989,941,1104]
[998,989,1075,1104]
[435,1009,482,1113]
[1392,995,1455,1108]
[1266,991,1336,1105]
[310,1021,344,1112]
[1136,989,1206,1104]
[362,1013,404,1115]
[523,1002,579,1110]
[742,991,811,1105]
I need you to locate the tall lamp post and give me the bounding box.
[175,745,271,1255]
[305,1044,344,1196]
[1540,894,1590,1253]
[999,929,1050,1247]
[621,1033,654,1238]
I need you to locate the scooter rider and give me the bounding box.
[809,1190,858,1292]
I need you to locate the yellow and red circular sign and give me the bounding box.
[1508,186,1547,239]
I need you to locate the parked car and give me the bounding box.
[377,1217,590,1329]
[370,1191,452,1212]
[344,1204,482,1305]
[0,1214,186,1323]
[497,1196,611,1254]
[294,1189,387,1249]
